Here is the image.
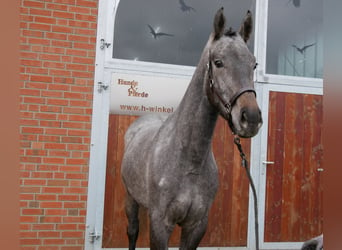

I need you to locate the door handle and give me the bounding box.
[261,160,274,175]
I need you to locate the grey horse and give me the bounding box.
[121,8,262,250]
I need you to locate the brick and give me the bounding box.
[46,98,69,106]
[20,215,39,223]
[39,120,61,128]
[53,11,74,19]
[62,231,83,238]
[34,113,57,120]
[58,194,79,201]
[21,231,38,238]
[47,3,68,11]
[32,223,55,230]
[25,82,48,90]
[63,216,84,223]
[26,67,49,75]
[29,23,51,32]
[23,179,47,186]
[20,186,41,194]
[49,69,72,77]
[48,150,70,157]
[21,127,44,134]
[34,16,56,25]
[39,53,61,62]
[46,32,68,40]
[30,8,52,16]
[64,201,85,208]
[65,173,87,180]
[38,231,60,238]
[23,96,46,104]
[52,25,73,33]
[22,208,44,215]
[64,187,87,194]
[40,202,63,208]
[48,83,70,91]
[45,209,68,216]
[43,157,65,164]
[41,187,64,194]
[68,6,90,14]
[26,149,47,156]
[76,0,97,8]
[63,107,85,115]
[21,59,42,67]
[57,223,77,230]
[30,75,53,83]
[68,114,90,122]
[36,194,57,201]
[31,172,53,178]
[41,90,63,98]
[21,238,42,245]
[23,1,45,8]
[47,179,69,186]
[45,128,67,135]
[43,238,65,245]
[39,215,62,223]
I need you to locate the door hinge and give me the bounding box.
[88,230,101,243]
[100,38,111,50]
[97,82,109,93]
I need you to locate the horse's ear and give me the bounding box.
[213,7,226,40]
[239,10,253,43]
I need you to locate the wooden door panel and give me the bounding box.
[264,91,323,242]
[102,115,251,248]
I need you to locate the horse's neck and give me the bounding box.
[168,56,219,164]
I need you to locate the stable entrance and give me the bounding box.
[85,0,323,249]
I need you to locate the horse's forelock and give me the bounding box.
[224,27,237,37]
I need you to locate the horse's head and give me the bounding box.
[205,8,262,138]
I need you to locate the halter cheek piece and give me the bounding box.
[207,56,256,115]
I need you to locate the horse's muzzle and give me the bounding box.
[236,106,263,138]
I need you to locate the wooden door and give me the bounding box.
[264,91,323,242]
[102,114,252,248]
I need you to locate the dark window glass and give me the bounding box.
[113,0,255,66]
[266,0,323,78]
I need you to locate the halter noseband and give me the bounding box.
[207,55,256,114]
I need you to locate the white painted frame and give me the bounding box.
[85,0,323,250]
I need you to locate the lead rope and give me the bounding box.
[233,136,259,250]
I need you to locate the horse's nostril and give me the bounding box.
[240,110,249,129]
[240,108,262,130]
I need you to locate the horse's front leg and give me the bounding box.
[179,215,208,250]
[149,211,174,250]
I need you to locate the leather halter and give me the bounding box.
[207,55,256,114]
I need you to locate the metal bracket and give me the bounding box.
[100,38,111,50]
[89,230,101,243]
[97,82,109,93]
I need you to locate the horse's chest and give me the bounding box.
[157,173,218,226]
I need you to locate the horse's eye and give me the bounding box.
[214,59,224,68]
[253,63,258,70]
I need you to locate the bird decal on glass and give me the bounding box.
[287,0,301,8]
[292,43,316,54]
[179,0,196,12]
[147,24,174,39]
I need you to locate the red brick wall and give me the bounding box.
[20,0,98,249]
